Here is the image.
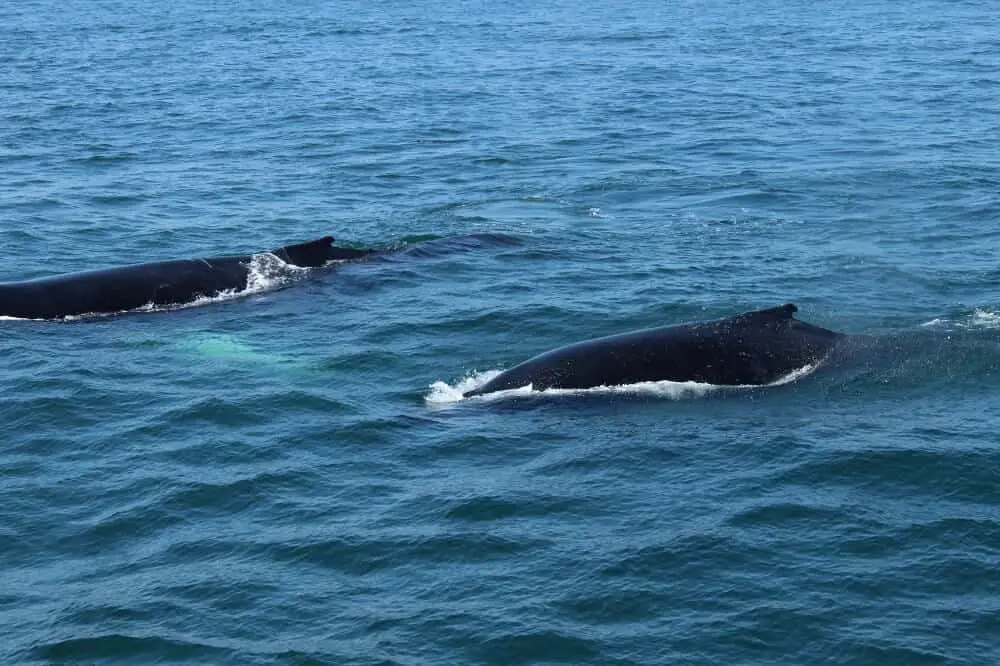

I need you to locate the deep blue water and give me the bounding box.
[3,0,1000,663]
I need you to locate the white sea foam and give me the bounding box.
[920,308,1000,331]
[426,370,504,405]
[245,252,312,292]
[425,364,818,405]
[969,308,1000,329]
[768,363,818,385]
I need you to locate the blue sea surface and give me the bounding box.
[3,0,1000,663]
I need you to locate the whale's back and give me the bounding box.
[463,304,843,396]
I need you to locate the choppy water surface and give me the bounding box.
[3,0,999,663]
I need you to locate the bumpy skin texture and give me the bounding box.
[0,236,375,319]
[464,304,844,396]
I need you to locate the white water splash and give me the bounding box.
[970,308,1000,329]
[920,308,1000,331]
[768,363,819,386]
[426,370,504,405]
[244,252,311,293]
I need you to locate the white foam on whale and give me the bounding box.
[2,253,317,321]
[425,363,819,406]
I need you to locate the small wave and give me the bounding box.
[30,633,232,663]
[426,365,818,405]
[396,233,526,259]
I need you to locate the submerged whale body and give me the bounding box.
[0,236,375,319]
[463,304,844,397]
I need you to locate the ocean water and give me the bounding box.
[2,0,1000,663]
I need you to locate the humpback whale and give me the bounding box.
[0,236,375,320]
[463,304,844,397]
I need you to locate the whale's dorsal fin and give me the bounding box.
[759,303,797,317]
[740,303,798,321]
[272,236,336,267]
